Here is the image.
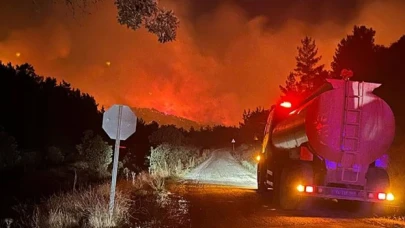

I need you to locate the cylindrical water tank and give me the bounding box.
[271,79,395,166]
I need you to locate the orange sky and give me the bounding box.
[1,0,405,126]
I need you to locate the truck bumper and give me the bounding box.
[297,185,396,205]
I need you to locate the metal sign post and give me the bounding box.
[109,105,122,218]
[231,139,235,152]
[102,104,137,218]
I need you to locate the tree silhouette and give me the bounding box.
[280,36,328,98]
[331,25,380,81]
[48,0,180,43]
[0,128,20,170]
[0,62,103,153]
[115,0,180,43]
[279,72,299,96]
[239,107,269,144]
[149,125,186,146]
[46,146,64,165]
[373,35,405,129]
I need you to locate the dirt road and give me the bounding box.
[173,149,405,228]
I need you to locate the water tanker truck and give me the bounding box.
[257,78,396,211]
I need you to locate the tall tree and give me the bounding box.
[280,36,328,98]
[331,25,379,81]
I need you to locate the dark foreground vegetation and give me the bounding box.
[1,24,405,226]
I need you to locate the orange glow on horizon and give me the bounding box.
[1,0,405,125]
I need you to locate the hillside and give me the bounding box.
[131,107,203,130]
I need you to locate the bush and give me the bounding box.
[388,140,405,203]
[123,173,191,228]
[20,150,43,171]
[13,184,131,228]
[233,144,258,174]
[47,146,64,165]
[76,130,113,177]
[148,144,210,177]
[0,129,21,170]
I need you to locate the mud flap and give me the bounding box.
[279,162,314,210]
[257,162,267,193]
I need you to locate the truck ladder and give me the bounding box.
[340,80,364,182]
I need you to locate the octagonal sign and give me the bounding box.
[102,105,137,140]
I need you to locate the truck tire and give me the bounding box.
[365,167,390,191]
[279,162,313,210]
[344,168,391,216]
[362,167,390,216]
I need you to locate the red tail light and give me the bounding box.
[305,186,314,193]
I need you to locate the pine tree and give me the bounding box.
[279,72,299,96]
[280,36,328,97]
[295,36,325,93]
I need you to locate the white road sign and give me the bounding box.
[102,105,137,140]
[232,139,235,143]
[102,104,137,218]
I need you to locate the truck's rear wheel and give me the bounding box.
[339,168,391,216]
[279,163,313,210]
[360,167,391,216]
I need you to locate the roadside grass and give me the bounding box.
[7,143,209,228]
[9,172,190,228]
[11,182,132,228]
[119,172,191,228]
[232,144,258,174]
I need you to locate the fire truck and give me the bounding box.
[257,77,395,212]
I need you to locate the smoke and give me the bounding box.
[0,0,404,125]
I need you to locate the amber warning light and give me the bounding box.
[280,101,292,108]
